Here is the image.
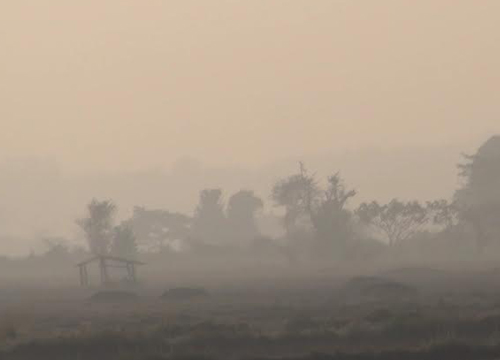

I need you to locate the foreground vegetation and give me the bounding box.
[3,267,500,359]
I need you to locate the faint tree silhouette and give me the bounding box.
[127,206,191,252]
[191,189,228,244]
[227,190,264,243]
[455,136,500,250]
[356,199,429,246]
[271,163,320,236]
[111,223,138,259]
[272,164,357,260]
[76,199,116,255]
[310,173,356,256]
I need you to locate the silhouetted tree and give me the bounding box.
[356,199,428,246]
[191,189,228,244]
[455,135,500,250]
[310,173,356,256]
[111,223,137,259]
[227,190,263,243]
[127,206,191,252]
[76,199,116,255]
[427,199,459,231]
[42,237,71,261]
[272,165,357,260]
[271,163,320,235]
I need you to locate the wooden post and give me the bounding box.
[125,262,136,283]
[125,262,131,281]
[131,263,137,283]
[83,264,89,286]
[79,264,89,286]
[99,256,109,287]
[79,265,84,286]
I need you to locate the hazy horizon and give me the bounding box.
[0,138,486,256]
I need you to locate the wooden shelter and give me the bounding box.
[76,255,145,287]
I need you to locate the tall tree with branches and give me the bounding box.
[310,173,357,254]
[272,164,357,260]
[356,199,429,246]
[271,162,319,236]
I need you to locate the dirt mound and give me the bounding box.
[342,276,417,302]
[380,267,460,291]
[161,287,209,301]
[89,290,139,303]
[382,267,450,283]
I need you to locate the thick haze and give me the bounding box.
[0,1,499,254]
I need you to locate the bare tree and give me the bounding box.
[356,199,429,246]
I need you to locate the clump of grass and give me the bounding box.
[5,325,17,340]
[284,315,319,334]
[0,320,18,343]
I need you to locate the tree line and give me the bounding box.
[70,135,500,264]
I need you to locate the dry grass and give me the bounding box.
[3,271,500,359]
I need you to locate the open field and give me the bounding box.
[3,267,500,359]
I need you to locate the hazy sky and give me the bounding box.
[1,1,499,172]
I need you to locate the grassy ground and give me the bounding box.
[3,268,500,359]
